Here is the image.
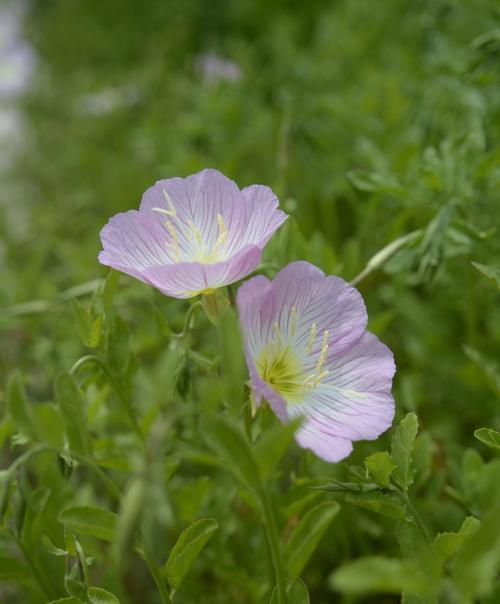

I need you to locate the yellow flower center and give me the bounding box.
[255,316,331,404]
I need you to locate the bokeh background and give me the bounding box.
[1,0,500,602]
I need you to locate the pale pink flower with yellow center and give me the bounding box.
[237,261,396,462]
[98,169,287,298]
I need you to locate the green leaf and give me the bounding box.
[452,507,500,599]
[59,505,118,542]
[164,518,219,592]
[255,418,301,482]
[432,516,480,565]
[474,427,500,451]
[270,578,310,604]
[391,413,419,491]
[284,501,340,582]
[217,307,247,413]
[101,269,120,315]
[345,492,408,520]
[47,599,85,604]
[288,578,310,604]
[365,451,395,487]
[471,261,500,289]
[202,414,262,494]
[0,555,29,581]
[6,370,39,442]
[42,534,68,556]
[56,373,93,457]
[201,289,230,325]
[70,298,102,348]
[329,556,425,595]
[88,587,121,604]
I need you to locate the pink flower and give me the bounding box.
[98,169,287,298]
[237,261,396,462]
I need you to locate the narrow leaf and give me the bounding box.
[59,505,118,542]
[164,518,219,592]
[330,556,425,595]
[202,415,262,494]
[285,501,340,582]
[6,370,38,441]
[255,418,301,482]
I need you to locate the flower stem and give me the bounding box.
[141,542,172,604]
[392,484,432,543]
[260,487,288,604]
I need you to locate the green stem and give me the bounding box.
[10,531,55,600]
[141,542,172,604]
[174,300,202,338]
[70,354,145,447]
[393,485,432,543]
[260,488,287,604]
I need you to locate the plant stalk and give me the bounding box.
[260,488,287,604]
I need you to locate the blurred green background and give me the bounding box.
[1,0,500,602]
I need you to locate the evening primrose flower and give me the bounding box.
[98,169,287,298]
[237,261,395,462]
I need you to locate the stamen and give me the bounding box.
[213,214,228,252]
[316,330,329,375]
[307,323,317,354]
[273,321,282,343]
[165,221,181,259]
[152,206,176,217]
[187,219,203,244]
[290,306,297,337]
[163,189,177,216]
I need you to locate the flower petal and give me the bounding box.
[140,169,246,259]
[295,424,353,462]
[98,210,172,282]
[291,332,395,443]
[240,185,288,247]
[142,244,262,298]
[266,262,368,356]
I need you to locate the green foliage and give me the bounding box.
[1,0,500,602]
[164,518,218,593]
[284,501,340,582]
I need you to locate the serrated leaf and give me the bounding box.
[474,427,500,451]
[70,298,102,348]
[285,501,340,582]
[88,587,121,604]
[56,373,92,457]
[432,516,480,565]
[329,556,425,595]
[365,451,395,487]
[59,505,118,542]
[164,518,218,592]
[255,418,301,482]
[202,415,262,494]
[391,413,419,491]
[345,492,407,520]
